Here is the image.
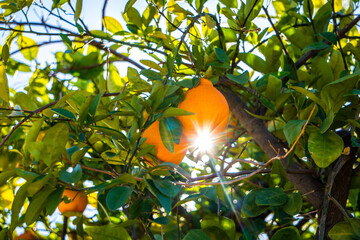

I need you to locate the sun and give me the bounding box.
[192,129,215,153]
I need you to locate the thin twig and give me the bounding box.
[0,101,58,148]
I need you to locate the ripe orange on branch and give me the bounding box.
[177,78,230,142]
[143,120,188,165]
[58,189,88,217]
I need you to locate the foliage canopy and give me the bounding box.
[1,0,360,239]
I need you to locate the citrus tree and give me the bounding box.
[0,0,360,239]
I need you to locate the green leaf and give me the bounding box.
[0,63,9,104]
[283,192,303,215]
[319,32,337,45]
[51,108,76,120]
[151,216,170,225]
[14,92,38,111]
[90,30,112,38]
[183,229,210,240]
[28,123,69,166]
[320,109,334,133]
[266,75,282,102]
[308,131,344,168]
[10,182,31,231]
[328,221,356,240]
[0,228,8,240]
[272,159,287,187]
[59,164,83,183]
[283,120,307,145]
[0,169,16,186]
[75,0,83,22]
[2,43,9,63]
[238,53,269,74]
[219,0,237,8]
[244,0,264,23]
[106,186,133,211]
[140,69,163,80]
[215,48,229,63]
[46,187,65,215]
[162,107,194,118]
[165,117,183,145]
[302,42,329,53]
[201,215,235,240]
[241,189,268,217]
[271,227,301,240]
[226,71,249,85]
[89,92,103,117]
[86,225,131,240]
[255,187,288,206]
[103,16,123,33]
[60,33,72,49]
[23,118,44,159]
[289,86,327,110]
[25,187,54,225]
[145,178,172,214]
[17,36,39,61]
[159,118,174,153]
[152,179,181,198]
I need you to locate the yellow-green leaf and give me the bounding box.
[17,36,38,61]
[103,16,123,34]
[0,63,9,105]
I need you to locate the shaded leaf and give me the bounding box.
[106,186,133,211]
[241,189,267,217]
[59,164,83,183]
[308,131,344,168]
[283,193,303,215]
[255,187,288,206]
[283,120,307,145]
[271,227,301,240]
[86,225,131,240]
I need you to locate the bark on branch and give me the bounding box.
[218,84,324,209]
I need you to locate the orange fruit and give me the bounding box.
[58,189,88,217]
[143,120,188,165]
[177,78,230,142]
[15,231,36,240]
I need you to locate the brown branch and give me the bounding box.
[318,155,349,239]
[294,15,360,70]
[101,0,109,32]
[263,6,289,57]
[218,83,324,209]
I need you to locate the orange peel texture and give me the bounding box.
[143,120,188,165]
[58,189,88,217]
[177,78,230,143]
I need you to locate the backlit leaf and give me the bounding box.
[17,36,38,61]
[103,16,123,33]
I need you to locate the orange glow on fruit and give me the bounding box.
[177,78,230,143]
[58,189,88,217]
[143,120,188,165]
[15,231,36,240]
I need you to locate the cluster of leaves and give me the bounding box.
[1,0,360,239]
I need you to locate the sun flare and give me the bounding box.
[192,129,215,153]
